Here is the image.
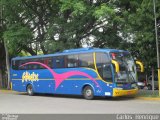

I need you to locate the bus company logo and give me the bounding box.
[22,71,39,83]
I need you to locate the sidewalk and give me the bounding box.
[136,96,160,101]
[0,89,16,93]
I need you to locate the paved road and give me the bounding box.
[0,91,160,114]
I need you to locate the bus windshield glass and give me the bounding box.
[110,52,136,83]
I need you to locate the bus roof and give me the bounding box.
[12,47,129,60]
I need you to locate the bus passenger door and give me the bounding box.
[96,52,113,83]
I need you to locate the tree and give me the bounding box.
[121,0,160,70]
[1,0,159,75]
[2,0,128,54]
[46,0,128,52]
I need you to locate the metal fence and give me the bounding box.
[137,68,159,97]
[137,89,159,97]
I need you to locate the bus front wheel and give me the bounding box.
[27,84,34,96]
[83,86,94,100]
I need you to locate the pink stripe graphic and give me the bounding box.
[20,62,101,90]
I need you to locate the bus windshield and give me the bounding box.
[110,52,137,83]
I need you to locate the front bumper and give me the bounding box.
[113,88,138,97]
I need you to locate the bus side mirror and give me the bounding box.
[136,61,144,72]
[112,60,120,73]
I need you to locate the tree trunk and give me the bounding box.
[0,69,2,88]
[4,40,10,89]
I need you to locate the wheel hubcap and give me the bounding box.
[28,87,32,94]
[86,89,92,97]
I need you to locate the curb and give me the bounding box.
[0,90,14,93]
[136,97,160,101]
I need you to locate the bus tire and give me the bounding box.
[27,84,34,96]
[83,86,94,100]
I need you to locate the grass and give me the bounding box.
[137,94,160,98]
[137,89,160,98]
[0,87,9,90]
[142,95,160,98]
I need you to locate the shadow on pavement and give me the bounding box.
[15,92,136,101]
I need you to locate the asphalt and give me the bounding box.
[1,89,160,101]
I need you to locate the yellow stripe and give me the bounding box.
[136,61,144,72]
[10,82,12,90]
[12,78,100,81]
[136,97,160,101]
[112,60,120,73]
[93,52,103,80]
[93,52,112,84]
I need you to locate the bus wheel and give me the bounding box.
[27,84,34,96]
[83,86,94,100]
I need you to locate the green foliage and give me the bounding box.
[94,3,115,19]
[0,0,159,71]
[125,0,159,70]
[3,24,32,55]
[60,0,86,16]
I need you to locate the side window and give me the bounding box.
[79,53,94,69]
[28,58,39,70]
[12,60,19,70]
[12,57,53,70]
[66,55,78,68]
[53,56,65,68]
[43,57,53,68]
[31,57,53,69]
[102,65,112,82]
[96,52,110,64]
[36,59,43,69]
[96,52,112,82]
[18,59,37,70]
[19,60,28,70]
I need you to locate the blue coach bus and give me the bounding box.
[11,48,144,99]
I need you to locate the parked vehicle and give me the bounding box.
[147,75,158,90]
[137,81,145,89]
[137,72,146,89]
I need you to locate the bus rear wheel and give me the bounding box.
[83,86,94,100]
[27,84,34,96]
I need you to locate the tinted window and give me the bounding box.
[66,55,78,68]
[53,56,65,68]
[12,53,95,70]
[79,53,94,69]
[42,58,53,68]
[96,52,110,64]
[12,60,19,70]
[19,60,28,70]
[12,57,53,70]
[96,52,112,82]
